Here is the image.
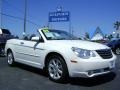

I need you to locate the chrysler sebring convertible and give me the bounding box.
[5,28,116,83]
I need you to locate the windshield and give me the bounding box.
[2,29,11,35]
[42,29,78,40]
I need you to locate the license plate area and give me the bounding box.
[109,61,115,69]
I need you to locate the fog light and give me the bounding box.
[88,71,93,76]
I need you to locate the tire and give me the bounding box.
[7,50,15,66]
[0,48,5,56]
[115,47,120,55]
[47,55,68,83]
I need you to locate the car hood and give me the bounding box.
[46,40,110,50]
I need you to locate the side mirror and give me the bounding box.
[31,36,40,41]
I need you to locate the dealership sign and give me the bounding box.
[49,11,70,22]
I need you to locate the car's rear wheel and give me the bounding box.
[115,47,120,55]
[47,55,68,83]
[7,51,15,66]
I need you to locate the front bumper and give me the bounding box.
[0,48,5,55]
[0,43,5,55]
[68,54,116,78]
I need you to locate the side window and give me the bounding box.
[22,31,37,40]
[30,34,36,40]
[2,29,11,35]
[22,30,44,42]
[23,35,29,40]
[30,31,44,42]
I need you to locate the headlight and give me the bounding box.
[72,47,96,59]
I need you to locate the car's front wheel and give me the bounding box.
[47,55,68,83]
[7,50,15,66]
[115,47,120,55]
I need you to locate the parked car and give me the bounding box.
[0,29,14,55]
[107,39,120,55]
[5,28,116,83]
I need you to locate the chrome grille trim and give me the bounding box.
[96,49,113,59]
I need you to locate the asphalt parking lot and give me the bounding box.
[0,56,120,90]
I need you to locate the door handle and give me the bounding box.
[20,42,24,44]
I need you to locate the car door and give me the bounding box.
[15,37,45,68]
[118,39,120,47]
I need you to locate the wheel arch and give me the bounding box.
[45,52,69,70]
[7,48,13,55]
[44,52,67,67]
[44,51,70,79]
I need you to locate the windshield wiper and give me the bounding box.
[54,38,66,40]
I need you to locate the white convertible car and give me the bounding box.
[5,28,116,82]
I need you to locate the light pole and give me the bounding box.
[0,0,3,28]
[23,0,27,36]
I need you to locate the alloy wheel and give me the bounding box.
[48,59,63,80]
[116,48,120,55]
[7,52,14,65]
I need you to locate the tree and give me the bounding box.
[104,34,107,39]
[108,34,113,40]
[114,21,120,30]
[84,32,90,40]
[116,34,119,38]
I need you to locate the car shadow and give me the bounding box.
[68,72,116,87]
[15,63,116,86]
[15,63,48,77]
[0,55,5,57]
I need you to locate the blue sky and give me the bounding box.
[1,0,120,38]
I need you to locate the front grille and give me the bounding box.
[96,49,113,59]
